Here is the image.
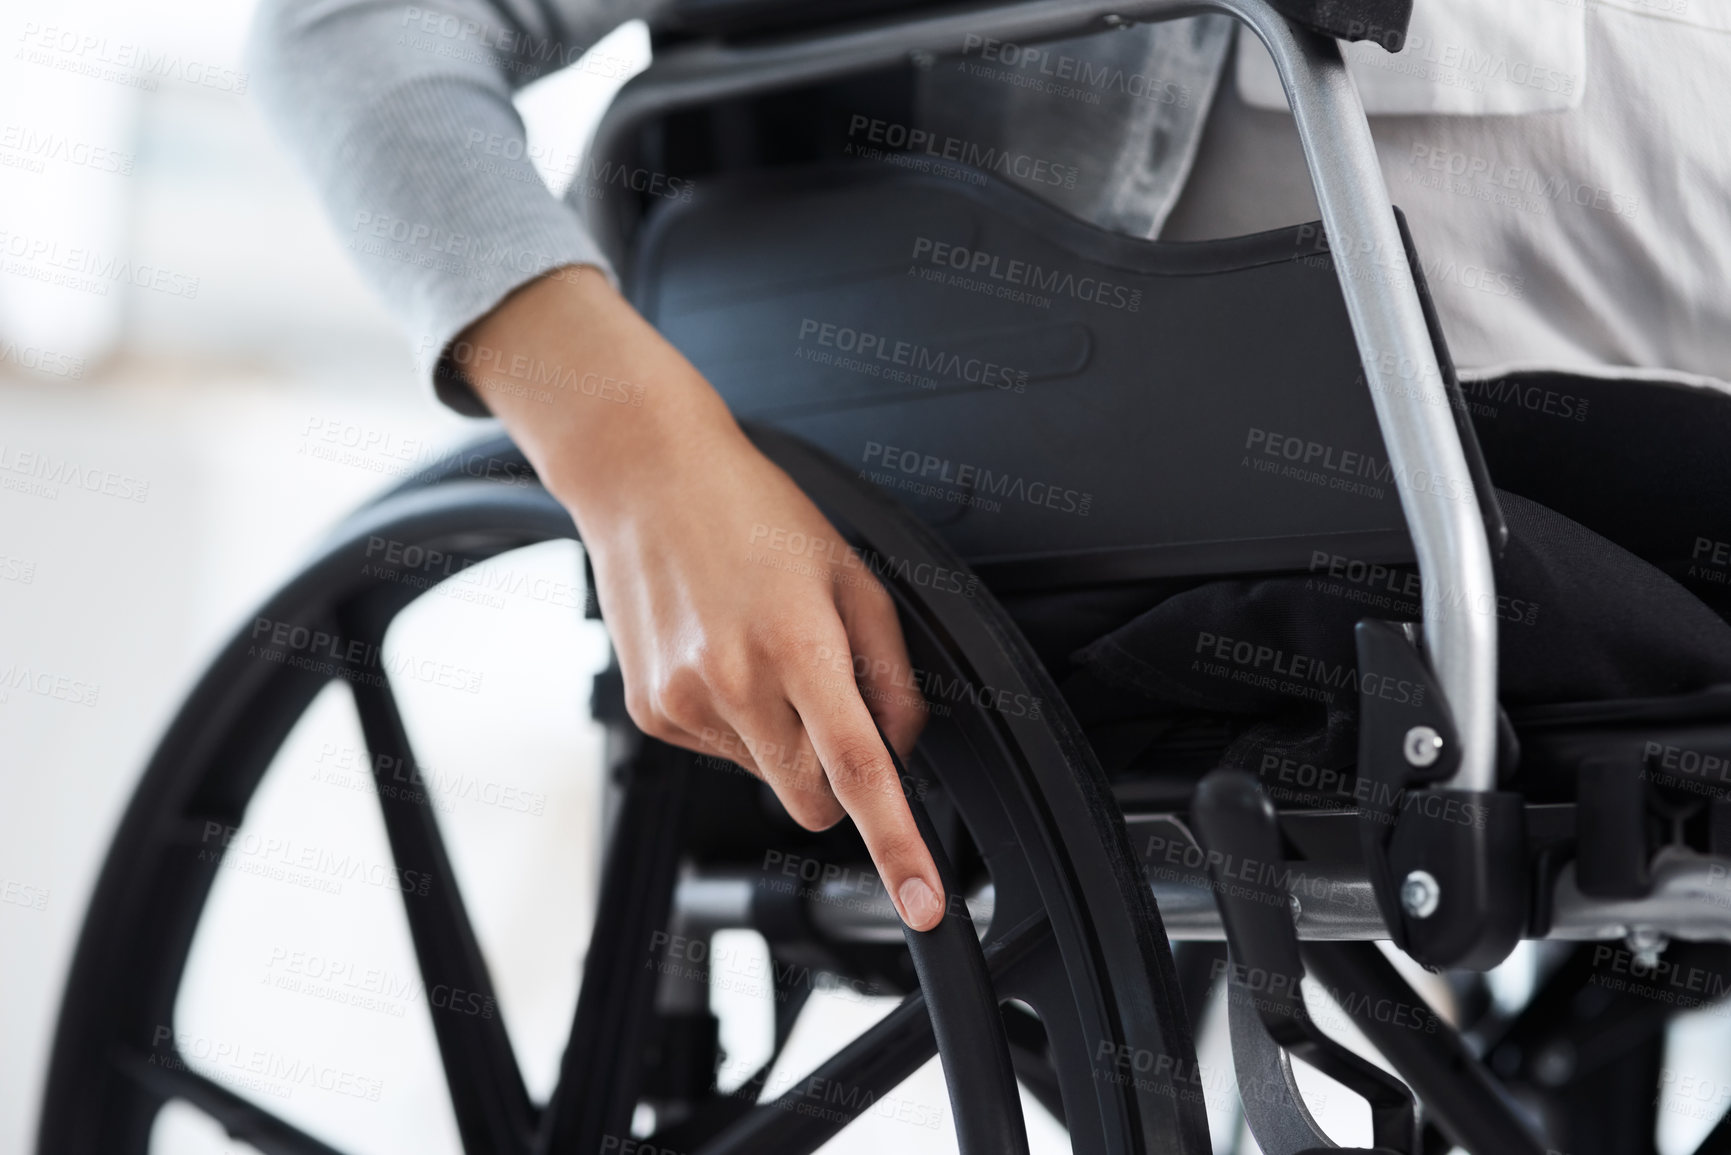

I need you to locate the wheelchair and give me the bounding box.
[40,1,1731,1152]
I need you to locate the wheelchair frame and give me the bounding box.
[578,4,1729,1148]
[38,3,1731,1155]
[580,0,1501,804]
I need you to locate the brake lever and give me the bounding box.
[1192,769,1417,1155]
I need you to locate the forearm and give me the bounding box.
[463,266,944,928]
[460,266,746,539]
[251,0,947,931]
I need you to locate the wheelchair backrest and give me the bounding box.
[631,160,1451,591]
[646,0,1415,48]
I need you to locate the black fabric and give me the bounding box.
[1464,372,1731,625]
[1062,490,1731,777]
[1270,0,1413,47]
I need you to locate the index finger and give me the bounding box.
[787,665,946,932]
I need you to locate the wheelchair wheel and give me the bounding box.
[38,427,1211,1155]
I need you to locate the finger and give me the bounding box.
[659,716,847,830]
[787,654,945,932]
[727,705,846,832]
[630,655,847,829]
[642,673,761,776]
[666,717,762,780]
[835,578,928,760]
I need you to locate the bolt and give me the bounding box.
[1533,1042,1576,1087]
[908,49,935,70]
[1403,725,1443,768]
[1103,13,1127,26]
[1625,927,1668,970]
[1289,892,1303,922]
[1400,869,1441,919]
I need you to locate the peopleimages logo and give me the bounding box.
[796,318,1028,393]
[1461,376,1588,421]
[1691,537,1731,587]
[1194,629,1428,709]
[0,124,134,175]
[1242,427,1476,506]
[0,338,85,378]
[959,35,1192,106]
[845,115,1079,190]
[861,440,1093,517]
[0,443,150,502]
[1306,550,1541,627]
[15,21,249,94]
[0,227,200,298]
[908,237,1142,313]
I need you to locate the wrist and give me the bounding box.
[459,264,741,527]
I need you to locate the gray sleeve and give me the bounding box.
[247,0,636,415]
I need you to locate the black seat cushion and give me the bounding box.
[1063,489,1731,778]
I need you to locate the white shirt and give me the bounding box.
[1166,0,1731,391]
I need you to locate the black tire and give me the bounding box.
[39,427,1212,1155]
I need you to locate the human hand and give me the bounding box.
[457,267,946,930]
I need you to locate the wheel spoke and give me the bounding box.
[1002,1003,1064,1127]
[692,913,1052,1155]
[991,916,1124,1155]
[346,666,536,1155]
[695,987,936,1155]
[117,1049,348,1155]
[535,740,691,1154]
[47,443,1223,1155]
[645,1057,780,1151]
[1302,941,1546,1155]
[643,964,816,1151]
[1481,942,1731,1155]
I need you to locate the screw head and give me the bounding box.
[1400,869,1441,919]
[1533,1042,1576,1087]
[908,49,935,70]
[1625,927,1668,970]
[1403,725,1443,768]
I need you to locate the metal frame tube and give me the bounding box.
[677,853,1731,945]
[583,0,1498,791]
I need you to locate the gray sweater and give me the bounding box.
[247,0,1231,414]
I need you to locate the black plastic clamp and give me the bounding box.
[1354,620,1526,971]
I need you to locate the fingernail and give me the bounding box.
[898,876,942,930]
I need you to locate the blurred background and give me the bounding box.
[2,1,1726,1153]
[0,0,1042,1149]
[0,0,663,1148]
